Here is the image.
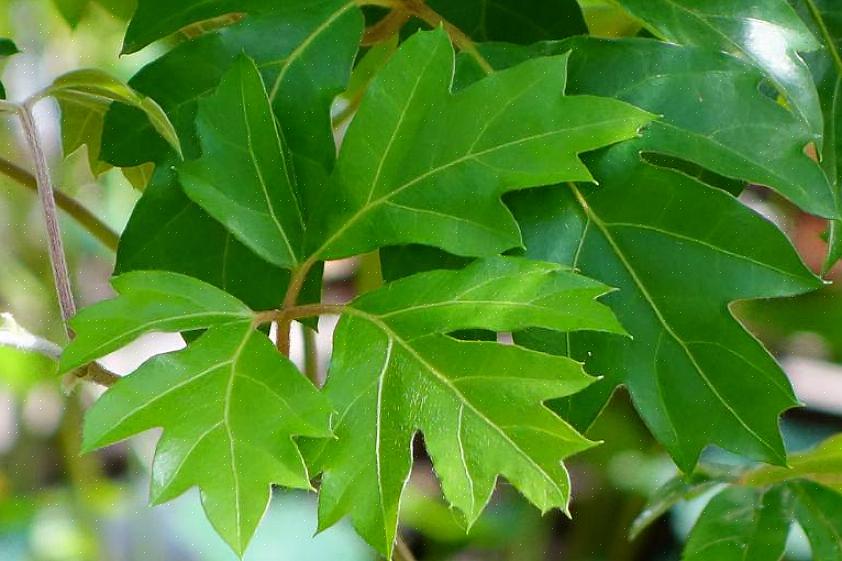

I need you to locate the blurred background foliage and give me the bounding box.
[0,0,841,560]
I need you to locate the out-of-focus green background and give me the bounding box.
[1,1,841,560]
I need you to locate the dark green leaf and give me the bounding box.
[0,38,19,99]
[122,0,266,54]
[560,37,835,217]
[511,142,820,471]
[427,0,587,43]
[115,166,296,311]
[310,257,622,556]
[630,474,720,540]
[790,480,842,559]
[178,56,304,269]
[103,0,362,173]
[613,0,824,141]
[308,28,653,261]
[682,486,790,561]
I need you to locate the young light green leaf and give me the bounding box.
[308,28,654,261]
[511,142,820,471]
[682,486,790,561]
[60,271,252,373]
[743,434,842,494]
[790,480,842,559]
[613,0,824,141]
[46,69,181,163]
[83,321,332,556]
[178,56,304,269]
[310,257,622,556]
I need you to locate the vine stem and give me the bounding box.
[357,0,493,74]
[18,102,76,333]
[0,156,120,251]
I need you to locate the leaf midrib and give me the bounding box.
[349,309,568,504]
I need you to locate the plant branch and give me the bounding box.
[401,0,493,74]
[357,0,492,74]
[0,326,63,360]
[17,103,77,333]
[0,156,120,251]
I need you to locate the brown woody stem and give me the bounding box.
[18,103,76,333]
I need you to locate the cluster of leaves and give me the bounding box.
[5,0,842,558]
[633,434,842,560]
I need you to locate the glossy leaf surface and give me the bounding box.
[309,29,653,260]
[310,257,621,556]
[560,37,835,217]
[178,57,304,269]
[82,321,332,555]
[682,487,790,561]
[614,0,823,140]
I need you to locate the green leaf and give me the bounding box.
[122,0,265,54]
[682,486,790,561]
[459,37,835,216]
[178,56,304,269]
[0,38,19,100]
[789,0,842,270]
[103,0,362,170]
[308,28,653,261]
[309,257,622,556]
[60,271,252,373]
[0,38,18,56]
[510,142,820,471]
[613,0,824,142]
[46,68,182,174]
[790,480,842,559]
[630,474,720,540]
[82,321,332,555]
[426,0,587,43]
[107,0,360,308]
[743,434,842,494]
[560,37,835,217]
[115,166,296,311]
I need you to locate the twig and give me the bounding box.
[0,156,120,251]
[18,102,76,333]
[0,326,62,359]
